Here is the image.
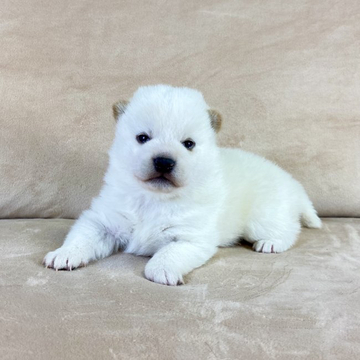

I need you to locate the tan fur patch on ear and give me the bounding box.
[208,109,222,133]
[112,100,129,121]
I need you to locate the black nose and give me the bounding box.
[153,157,176,174]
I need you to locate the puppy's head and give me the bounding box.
[109,85,222,196]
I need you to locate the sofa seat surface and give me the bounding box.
[1,218,359,360]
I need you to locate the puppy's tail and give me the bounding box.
[300,194,322,229]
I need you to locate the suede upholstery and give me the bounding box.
[1,1,360,359]
[1,218,360,359]
[1,0,359,219]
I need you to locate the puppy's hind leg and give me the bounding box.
[43,210,122,270]
[245,216,301,254]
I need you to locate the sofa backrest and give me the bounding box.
[1,0,359,218]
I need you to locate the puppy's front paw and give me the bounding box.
[253,240,289,253]
[145,261,184,286]
[43,246,92,271]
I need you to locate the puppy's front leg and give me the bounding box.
[144,239,217,286]
[43,210,122,270]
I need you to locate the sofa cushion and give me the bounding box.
[1,218,359,359]
[0,1,359,219]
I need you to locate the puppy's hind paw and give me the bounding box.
[144,262,184,286]
[253,240,290,254]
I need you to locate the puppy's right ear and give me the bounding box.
[112,100,129,121]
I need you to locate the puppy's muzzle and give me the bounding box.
[153,157,176,174]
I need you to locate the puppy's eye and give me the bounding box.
[136,133,151,144]
[182,139,195,150]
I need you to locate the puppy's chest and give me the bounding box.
[121,211,179,256]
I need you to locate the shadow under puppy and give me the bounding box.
[44,85,321,285]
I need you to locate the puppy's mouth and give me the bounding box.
[146,174,177,188]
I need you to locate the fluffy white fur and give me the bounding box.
[44,85,321,285]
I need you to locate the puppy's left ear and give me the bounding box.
[208,109,222,133]
[112,100,129,121]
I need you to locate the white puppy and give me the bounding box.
[44,85,321,285]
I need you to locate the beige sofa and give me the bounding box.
[1,1,359,359]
